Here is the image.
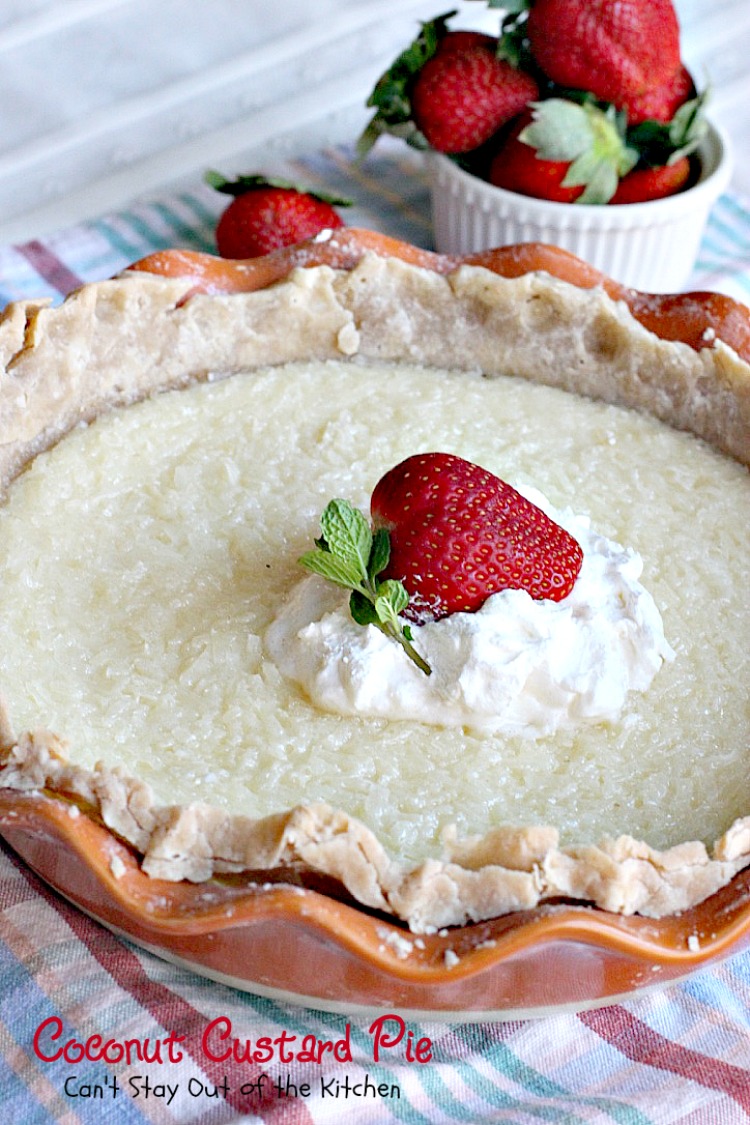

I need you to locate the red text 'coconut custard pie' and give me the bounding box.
[0,231,748,941]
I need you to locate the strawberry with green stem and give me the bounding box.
[358,11,538,157]
[206,172,352,258]
[490,101,638,203]
[490,91,707,204]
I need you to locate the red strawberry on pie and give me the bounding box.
[370,452,583,623]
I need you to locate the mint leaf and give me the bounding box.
[298,550,364,590]
[375,580,410,625]
[298,498,432,675]
[350,590,379,627]
[368,527,391,581]
[320,499,372,580]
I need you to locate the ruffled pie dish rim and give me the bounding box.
[2,787,750,1018]
[0,231,749,1011]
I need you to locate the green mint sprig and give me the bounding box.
[299,499,431,676]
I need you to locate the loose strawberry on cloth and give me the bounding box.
[206,172,351,257]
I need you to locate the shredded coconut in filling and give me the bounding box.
[0,359,747,865]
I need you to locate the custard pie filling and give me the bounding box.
[0,254,748,930]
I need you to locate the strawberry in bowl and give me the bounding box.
[360,2,732,290]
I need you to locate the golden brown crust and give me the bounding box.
[1,252,749,932]
[2,255,748,495]
[129,231,750,365]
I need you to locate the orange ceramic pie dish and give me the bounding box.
[0,230,748,1016]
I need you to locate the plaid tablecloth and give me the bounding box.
[1,141,749,1124]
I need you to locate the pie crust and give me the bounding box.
[1,234,748,933]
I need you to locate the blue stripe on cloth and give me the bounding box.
[91,217,156,268]
[450,1035,654,1125]
[698,210,750,272]
[232,992,435,1124]
[148,199,218,254]
[421,1058,586,1125]
[684,965,750,1035]
[0,936,153,1124]
[692,192,750,301]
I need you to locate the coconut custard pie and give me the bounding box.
[0,231,748,934]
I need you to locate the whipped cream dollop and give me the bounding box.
[266,488,675,738]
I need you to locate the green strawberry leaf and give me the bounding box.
[627,91,709,168]
[497,3,532,68]
[520,100,638,204]
[563,153,620,203]
[669,91,709,150]
[520,100,593,162]
[204,170,352,206]
[464,0,533,67]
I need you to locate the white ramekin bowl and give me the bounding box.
[429,121,732,291]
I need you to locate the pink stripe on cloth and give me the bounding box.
[580,1005,750,1116]
[0,870,48,910]
[15,240,84,297]
[7,848,316,1125]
